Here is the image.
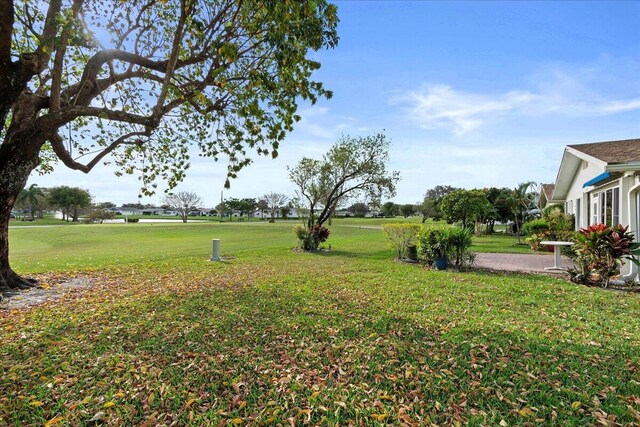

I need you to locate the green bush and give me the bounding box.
[523,209,574,251]
[126,218,139,223]
[84,209,115,224]
[542,204,563,218]
[417,226,447,266]
[522,219,549,236]
[447,226,474,268]
[293,224,330,251]
[382,223,421,259]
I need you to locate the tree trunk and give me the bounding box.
[0,138,42,296]
[0,91,52,296]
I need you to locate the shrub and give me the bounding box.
[84,209,115,224]
[417,226,446,266]
[293,224,330,251]
[126,218,139,223]
[382,223,421,259]
[525,234,543,251]
[447,226,475,268]
[568,224,640,287]
[522,219,549,237]
[523,210,573,250]
[542,204,563,218]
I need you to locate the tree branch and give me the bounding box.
[154,0,190,116]
[49,130,146,173]
[41,106,152,129]
[50,0,84,111]
[71,49,209,106]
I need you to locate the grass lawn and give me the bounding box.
[470,233,534,254]
[2,222,639,426]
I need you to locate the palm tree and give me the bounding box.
[17,184,44,220]
[501,181,537,242]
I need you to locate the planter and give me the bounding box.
[434,257,448,270]
[406,245,418,261]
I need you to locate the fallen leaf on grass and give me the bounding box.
[88,411,105,422]
[44,415,64,426]
[518,407,534,417]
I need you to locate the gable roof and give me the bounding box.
[541,184,554,200]
[551,138,640,202]
[568,138,640,165]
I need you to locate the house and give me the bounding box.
[551,138,640,279]
[111,206,142,215]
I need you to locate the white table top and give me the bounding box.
[540,241,574,246]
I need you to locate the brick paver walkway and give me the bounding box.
[474,252,573,274]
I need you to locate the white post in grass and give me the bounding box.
[211,239,221,261]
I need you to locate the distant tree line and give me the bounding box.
[14,185,92,222]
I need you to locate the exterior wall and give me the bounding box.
[555,151,640,281]
[563,160,605,229]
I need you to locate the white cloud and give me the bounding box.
[391,67,640,135]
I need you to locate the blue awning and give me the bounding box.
[583,172,610,188]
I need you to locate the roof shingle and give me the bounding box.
[568,138,640,164]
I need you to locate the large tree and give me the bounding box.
[288,134,399,249]
[421,185,460,221]
[381,201,398,218]
[0,0,338,293]
[440,189,493,230]
[239,197,256,219]
[347,202,370,218]
[163,191,202,223]
[399,203,416,218]
[48,186,91,222]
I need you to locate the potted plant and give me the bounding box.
[417,227,449,270]
[432,229,450,270]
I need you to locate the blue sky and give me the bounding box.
[31,1,640,206]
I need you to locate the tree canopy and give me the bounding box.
[289,134,400,232]
[440,189,492,229]
[0,0,339,292]
[48,186,92,222]
[421,185,461,221]
[347,202,370,218]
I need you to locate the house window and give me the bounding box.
[576,198,581,230]
[592,193,599,225]
[596,187,620,226]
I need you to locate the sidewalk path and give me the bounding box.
[474,252,573,274]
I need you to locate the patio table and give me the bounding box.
[540,241,574,271]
